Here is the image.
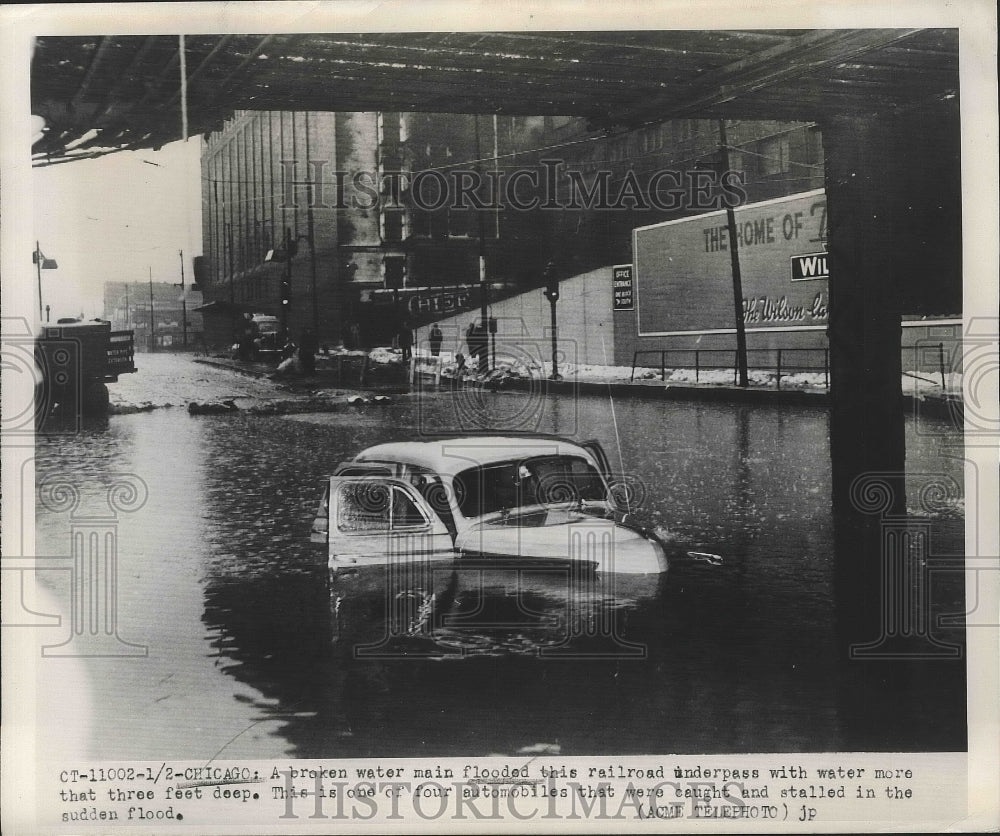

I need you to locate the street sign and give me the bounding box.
[612,264,634,311]
[791,251,829,281]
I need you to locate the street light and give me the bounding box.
[542,261,561,380]
[33,242,58,320]
[264,228,310,342]
[174,249,188,348]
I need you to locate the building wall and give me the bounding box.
[413,267,960,378]
[200,111,829,349]
[201,110,519,348]
[414,267,616,367]
[202,111,343,345]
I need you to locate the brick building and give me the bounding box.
[199,111,825,349]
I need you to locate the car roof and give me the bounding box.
[354,435,597,476]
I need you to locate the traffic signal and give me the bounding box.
[542,260,559,302]
[280,272,291,307]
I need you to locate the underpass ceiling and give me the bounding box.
[31,28,959,163]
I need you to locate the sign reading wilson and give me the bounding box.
[633,189,828,335]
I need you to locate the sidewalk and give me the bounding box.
[192,350,963,420]
[192,352,410,393]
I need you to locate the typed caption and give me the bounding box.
[44,754,966,831]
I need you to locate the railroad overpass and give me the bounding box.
[29,28,966,651]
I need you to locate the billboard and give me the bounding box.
[634,189,827,335]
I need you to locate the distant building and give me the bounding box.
[103,281,203,351]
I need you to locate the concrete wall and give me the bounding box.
[413,263,960,378]
[414,266,617,367]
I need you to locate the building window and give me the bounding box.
[382,209,405,242]
[410,211,431,237]
[378,112,401,146]
[448,208,471,238]
[384,256,406,289]
[759,135,791,176]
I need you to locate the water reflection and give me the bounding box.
[34,387,965,759]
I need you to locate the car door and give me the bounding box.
[310,462,393,544]
[323,475,456,567]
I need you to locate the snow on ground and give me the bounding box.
[365,345,962,395]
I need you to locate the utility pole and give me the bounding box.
[178,249,188,347]
[493,114,501,239]
[35,241,43,320]
[148,266,156,353]
[718,120,749,387]
[280,227,293,341]
[305,113,319,338]
[474,114,490,369]
[227,223,236,341]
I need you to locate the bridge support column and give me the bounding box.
[823,115,907,658]
[822,108,965,747]
[824,114,906,522]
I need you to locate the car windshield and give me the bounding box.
[453,455,607,519]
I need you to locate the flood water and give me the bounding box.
[33,355,966,761]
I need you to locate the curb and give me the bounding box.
[424,372,829,406]
[192,357,273,379]
[421,372,962,418]
[194,356,962,421]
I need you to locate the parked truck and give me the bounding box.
[35,319,136,425]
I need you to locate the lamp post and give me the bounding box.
[543,261,561,380]
[33,241,58,320]
[148,266,155,353]
[175,249,188,348]
[281,229,292,341]
[180,249,187,348]
[474,114,490,369]
[267,228,310,344]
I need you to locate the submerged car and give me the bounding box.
[311,435,688,577]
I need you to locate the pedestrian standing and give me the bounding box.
[467,321,484,372]
[429,323,443,358]
[238,312,254,360]
[299,328,318,375]
[398,321,413,362]
[475,321,488,373]
[466,321,477,359]
[344,321,361,351]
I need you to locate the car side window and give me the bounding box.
[336,481,428,533]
